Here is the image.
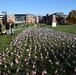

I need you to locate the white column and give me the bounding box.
[52,22,56,27]
[52,15,56,27]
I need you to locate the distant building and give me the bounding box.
[6,14,35,24]
[15,14,26,24]
[0,14,6,24]
[62,15,68,24]
[54,12,64,17]
[63,15,68,19]
[38,15,43,23]
[35,16,39,24]
[6,14,15,23]
[0,11,68,25]
[42,16,46,24]
[46,14,52,25]
[53,12,64,24]
[26,14,35,24]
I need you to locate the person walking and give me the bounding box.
[10,22,14,35]
[0,22,3,35]
[5,22,10,35]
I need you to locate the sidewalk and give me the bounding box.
[2,28,24,34]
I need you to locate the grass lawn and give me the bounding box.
[38,25,76,34]
[2,25,25,30]
[0,24,76,74]
[1,28,76,75]
[0,28,25,52]
[0,24,76,52]
[0,24,34,52]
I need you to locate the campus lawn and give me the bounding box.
[2,24,25,30]
[0,24,76,52]
[0,28,25,52]
[0,24,34,52]
[38,24,76,34]
[0,24,76,74]
[1,28,76,75]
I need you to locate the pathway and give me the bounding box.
[2,28,25,34]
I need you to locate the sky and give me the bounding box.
[0,0,76,16]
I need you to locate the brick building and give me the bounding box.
[7,14,15,23]
[46,14,52,25]
[26,14,35,24]
[0,14,6,24]
[0,11,67,25]
[2,13,35,25]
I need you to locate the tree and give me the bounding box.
[56,15,64,25]
[67,10,76,24]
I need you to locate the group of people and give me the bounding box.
[0,21,14,35]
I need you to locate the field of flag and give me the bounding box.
[0,28,76,75]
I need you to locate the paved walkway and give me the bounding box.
[2,28,25,34]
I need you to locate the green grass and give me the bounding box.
[38,24,76,34]
[0,28,24,52]
[0,24,34,52]
[2,24,34,30]
[0,24,76,52]
[2,25,25,30]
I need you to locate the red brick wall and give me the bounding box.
[7,14,15,23]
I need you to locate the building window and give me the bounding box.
[8,15,14,18]
[15,15,26,21]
